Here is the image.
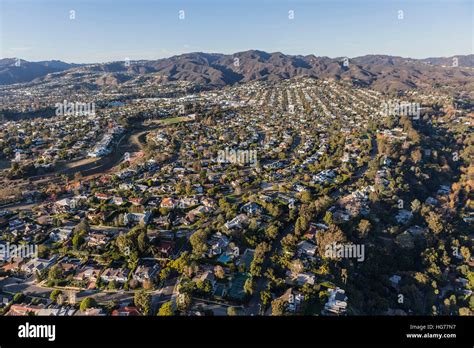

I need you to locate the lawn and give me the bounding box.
[158,116,194,125]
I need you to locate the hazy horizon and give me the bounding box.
[2,49,474,65]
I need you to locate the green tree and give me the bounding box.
[411,199,421,213]
[227,306,238,316]
[357,219,371,239]
[80,297,97,312]
[271,298,286,316]
[316,224,347,259]
[137,231,148,254]
[249,218,258,231]
[134,290,151,315]
[72,231,85,249]
[265,224,279,240]
[426,212,443,234]
[260,290,272,307]
[177,293,192,312]
[301,190,312,203]
[190,229,208,257]
[50,289,62,303]
[323,211,333,225]
[169,252,191,274]
[48,265,62,282]
[244,278,255,295]
[13,293,25,304]
[75,219,90,233]
[294,216,308,236]
[157,301,175,316]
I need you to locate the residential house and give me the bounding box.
[297,240,317,258]
[133,264,159,283]
[100,268,130,283]
[124,211,152,226]
[112,306,141,316]
[324,287,348,315]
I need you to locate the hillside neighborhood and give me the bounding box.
[0,76,472,318]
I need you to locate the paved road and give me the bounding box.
[152,277,178,311]
[0,276,50,298]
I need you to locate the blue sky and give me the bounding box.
[0,0,472,63]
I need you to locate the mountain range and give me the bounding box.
[0,58,82,85]
[1,51,473,96]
